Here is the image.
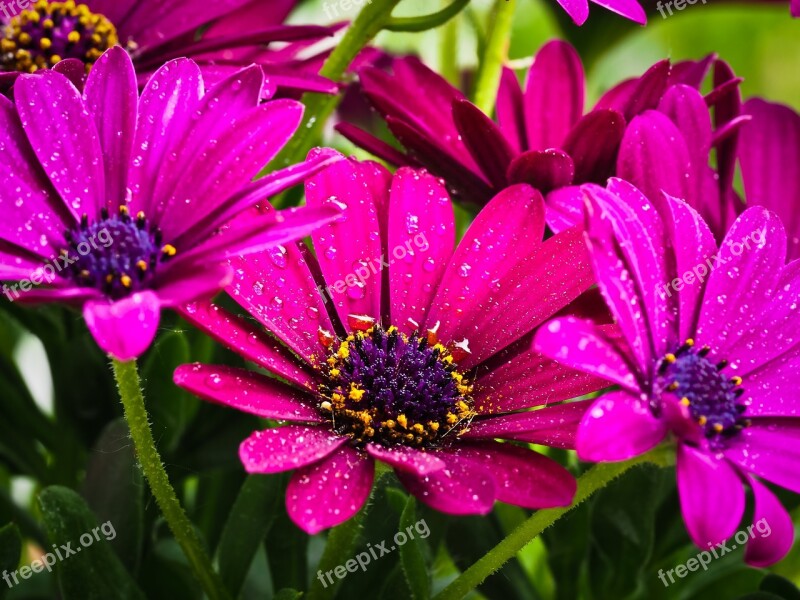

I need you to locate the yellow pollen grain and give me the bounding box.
[326,357,337,366]
[680,397,691,407]
[348,385,365,401]
[18,32,31,45]
[42,19,54,29]
[698,416,708,426]
[731,376,742,386]
[320,401,332,411]
[67,30,81,44]
[429,422,439,432]
[412,423,424,434]
[446,412,458,424]
[161,244,177,257]
[713,423,724,433]
[49,54,61,65]
[135,260,147,272]
[664,353,676,364]
[384,419,396,429]
[685,338,695,347]
[397,414,408,428]
[120,275,132,288]
[39,38,51,50]
[329,368,340,378]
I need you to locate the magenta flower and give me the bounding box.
[0,46,340,360]
[739,98,800,259]
[339,42,744,234]
[173,157,603,534]
[535,178,798,566]
[550,0,645,25]
[0,0,336,96]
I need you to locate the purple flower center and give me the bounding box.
[657,339,749,448]
[62,206,176,300]
[318,324,475,449]
[1,1,118,73]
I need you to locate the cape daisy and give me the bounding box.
[174,157,604,534]
[536,178,799,566]
[0,46,340,359]
[339,42,744,234]
[0,0,337,96]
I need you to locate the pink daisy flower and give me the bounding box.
[174,157,604,534]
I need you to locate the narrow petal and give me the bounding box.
[562,109,626,184]
[676,444,745,547]
[16,70,105,219]
[240,425,346,474]
[464,399,593,450]
[524,40,584,150]
[83,291,161,360]
[475,335,610,413]
[744,476,795,567]
[590,0,646,25]
[496,67,526,152]
[286,445,374,534]
[396,456,495,515]
[696,207,786,360]
[306,159,385,328]
[544,186,585,233]
[178,301,318,388]
[387,168,455,334]
[83,46,137,208]
[739,99,800,260]
[452,98,515,188]
[174,364,320,422]
[724,419,800,495]
[576,392,666,462]
[506,149,575,193]
[442,442,576,509]
[365,444,445,476]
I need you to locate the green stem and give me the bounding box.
[384,0,470,32]
[267,0,402,194]
[111,358,230,600]
[471,0,516,116]
[439,0,461,86]
[432,446,675,600]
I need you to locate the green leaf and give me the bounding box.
[266,506,308,593]
[82,419,144,574]
[398,497,430,600]
[141,331,198,453]
[274,589,302,600]
[587,465,671,598]
[38,486,145,600]
[216,475,283,597]
[760,574,800,600]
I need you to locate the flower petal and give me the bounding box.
[388,168,455,334]
[239,425,346,474]
[676,444,745,547]
[576,392,666,462]
[743,476,795,567]
[174,364,320,422]
[83,291,161,360]
[286,444,374,534]
[365,444,445,476]
[724,419,800,495]
[506,149,574,193]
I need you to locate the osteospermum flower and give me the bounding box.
[549,0,645,25]
[0,0,336,96]
[339,42,744,233]
[535,178,799,566]
[173,157,603,534]
[0,46,341,359]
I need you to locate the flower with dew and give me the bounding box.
[535,178,800,566]
[0,0,337,96]
[338,41,745,234]
[173,157,604,534]
[0,46,341,360]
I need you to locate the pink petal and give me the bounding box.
[387,168,455,334]
[396,455,495,515]
[306,159,385,328]
[286,444,374,534]
[240,425,346,474]
[724,419,800,495]
[576,392,666,462]
[524,40,584,149]
[16,70,105,219]
[590,0,646,25]
[179,301,318,388]
[442,442,576,509]
[83,46,137,209]
[174,364,320,422]
[83,291,161,360]
[676,444,745,547]
[744,476,795,567]
[365,444,445,476]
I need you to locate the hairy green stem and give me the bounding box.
[433,446,675,600]
[471,0,516,115]
[111,358,230,600]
